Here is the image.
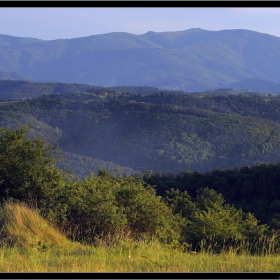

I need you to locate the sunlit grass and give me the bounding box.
[1,241,280,272]
[0,202,74,249]
[0,202,280,272]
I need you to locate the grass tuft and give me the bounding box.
[0,201,76,250]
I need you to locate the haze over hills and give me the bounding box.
[1,28,280,92]
[229,77,280,93]
[1,81,280,176]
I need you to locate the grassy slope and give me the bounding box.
[0,202,280,272]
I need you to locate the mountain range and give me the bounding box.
[1,28,280,92]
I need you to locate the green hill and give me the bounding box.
[1,85,280,174]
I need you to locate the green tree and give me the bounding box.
[195,187,226,212]
[0,126,65,206]
[165,188,197,243]
[168,187,268,250]
[189,188,267,246]
[165,188,197,218]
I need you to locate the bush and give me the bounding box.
[45,171,182,244]
[166,187,268,251]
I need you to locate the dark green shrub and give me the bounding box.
[45,171,182,244]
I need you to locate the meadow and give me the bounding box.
[0,202,279,273]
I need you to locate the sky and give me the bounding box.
[1,7,280,40]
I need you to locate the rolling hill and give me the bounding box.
[1,83,280,175]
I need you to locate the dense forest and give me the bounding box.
[1,82,280,175]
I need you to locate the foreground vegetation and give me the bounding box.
[1,127,280,272]
[2,242,280,272]
[0,126,270,246]
[0,202,280,272]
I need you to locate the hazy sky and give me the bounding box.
[1,8,280,40]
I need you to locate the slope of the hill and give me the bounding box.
[1,89,280,174]
[0,102,138,177]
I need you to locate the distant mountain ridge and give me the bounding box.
[1,28,280,92]
[229,77,280,93]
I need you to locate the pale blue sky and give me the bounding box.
[1,8,280,40]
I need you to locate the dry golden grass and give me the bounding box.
[1,202,73,248]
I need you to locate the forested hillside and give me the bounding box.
[0,79,100,100]
[0,79,186,101]
[0,83,280,175]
